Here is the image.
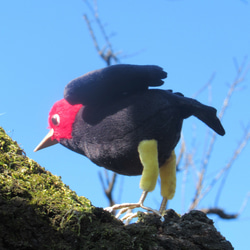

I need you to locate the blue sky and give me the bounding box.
[1,0,250,248]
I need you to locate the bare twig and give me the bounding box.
[190,57,250,210]
[238,192,250,215]
[194,127,250,208]
[83,14,100,54]
[99,170,117,207]
[200,208,238,219]
[176,138,186,171]
[181,151,191,213]
[219,57,249,120]
[214,128,250,206]
[83,14,118,65]
[83,0,119,65]
[192,72,215,99]
[201,192,250,219]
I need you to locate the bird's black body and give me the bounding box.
[59,64,225,176]
[34,64,226,217]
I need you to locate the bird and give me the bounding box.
[34,64,225,219]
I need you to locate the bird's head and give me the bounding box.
[34,99,82,152]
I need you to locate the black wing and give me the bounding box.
[64,64,167,105]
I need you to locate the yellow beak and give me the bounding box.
[34,129,58,152]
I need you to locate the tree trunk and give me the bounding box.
[0,127,233,249]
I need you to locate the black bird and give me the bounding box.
[34,64,225,218]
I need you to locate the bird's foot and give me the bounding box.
[104,191,162,222]
[105,202,162,222]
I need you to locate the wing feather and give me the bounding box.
[64,64,167,105]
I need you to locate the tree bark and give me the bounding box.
[0,127,233,249]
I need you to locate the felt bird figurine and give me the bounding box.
[34,64,225,219]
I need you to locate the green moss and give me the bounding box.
[0,127,91,223]
[0,127,158,249]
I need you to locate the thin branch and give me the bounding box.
[238,192,250,215]
[198,127,250,206]
[201,192,250,219]
[181,151,191,213]
[219,56,249,120]
[83,14,101,53]
[214,128,250,205]
[192,72,215,99]
[176,138,186,171]
[84,14,116,65]
[98,170,117,207]
[84,0,111,49]
[83,0,119,65]
[190,57,250,210]
[200,208,238,219]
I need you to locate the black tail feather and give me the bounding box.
[177,96,225,136]
[193,105,225,136]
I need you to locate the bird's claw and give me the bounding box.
[104,202,162,223]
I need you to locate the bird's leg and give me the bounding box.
[105,140,161,220]
[138,140,159,194]
[159,150,176,214]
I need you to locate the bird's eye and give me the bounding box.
[51,114,60,126]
